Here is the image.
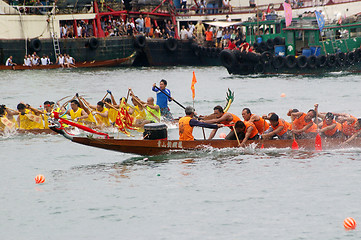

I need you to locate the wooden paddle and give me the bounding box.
[232,125,241,146]
[314,104,322,151]
[154,85,185,109]
[291,118,299,150]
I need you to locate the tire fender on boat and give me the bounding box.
[165,37,177,51]
[327,54,337,67]
[273,36,283,46]
[220,49,236,69]
[29,38,42,52]
[296,55,308,68]
[347,51,356,64]
[259,41,268,53]
[336,52,346,66]
[260,51,272,64]
[254,62,265,74]
[272,55,285,69]
[307,55,317,68]
[266,38,274,51]
[88,37,100,50]
[134,35,146,49]
[354,48,361,62]
[316,55,327,67]
[285,55,296,68]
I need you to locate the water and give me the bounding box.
[1,67,361,239]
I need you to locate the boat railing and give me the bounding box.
[0,3,55,15]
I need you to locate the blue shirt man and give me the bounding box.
[152,79,174,121]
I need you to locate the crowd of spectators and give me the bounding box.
[59,15,178,39]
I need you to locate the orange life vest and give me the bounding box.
[205,31,213,41]
[293,113,317,133]
[220,113,241,126]
[244,121,258,139]
[179,116,194,141]
[272,119,291,136]
[322,119,341,137]
[342,116,357,136]
[251,114,269,134]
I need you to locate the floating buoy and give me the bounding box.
[219,133,226,139]
[35,174,45,184]
[344,217,356,230]
[281,93,286,97]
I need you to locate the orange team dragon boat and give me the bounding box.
[48,116,361,156]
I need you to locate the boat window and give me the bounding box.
[350,28,357,38]
[357,28,361,37]
[324,30,334,41]
[275,23,281,34]
[308,31,315,44]
[269,25,274,34]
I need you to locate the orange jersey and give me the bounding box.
[322,119,341,137]
[145,17,151,28]
[220,113,241,126]
[179,116,194,141]
[342,116,357,136]
[272,119,291,136]
[293,113,317,133]
[251,114,269,134]
[244,121,259,139]
[205,31,213,41]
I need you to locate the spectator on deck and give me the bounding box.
[195,21,205,44]
[166,20,175,38]
[154,26,162,38]
[144,14,151,37]
[205,26,214,47]
[180,25,188,40]
[135,14,144,33]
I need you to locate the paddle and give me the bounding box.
[291,120,299,150]
[154,85,185,109]
[314,104,322,151]
[232,125,241,146]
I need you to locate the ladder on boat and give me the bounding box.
[49,13,61,57]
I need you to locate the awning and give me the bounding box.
[204,21,243,28]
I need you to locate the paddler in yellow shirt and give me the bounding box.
[82,100,110,128]
[16,103,38,130]
[63,100,89,125]
[0,105,16,132]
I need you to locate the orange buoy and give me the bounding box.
[35,174,45,184]
[280,93,286,97]
[219,133,226,139]
[344,217,356,230]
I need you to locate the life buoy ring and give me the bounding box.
[254,62,265,74]
[296,55,307,68]
[307,55,317,68]
[30,38,42,52]
[354,48,361,62]
[346,51,355,64]
[273,36,283,46]
[266,38,274,51]
[260,51,272,64]
[88,37,99,50]
[165,37,177,51]
[336,52,346,66]
[220,49,236,69]
[285,55,296,68]
[327,54,337,67]
[272,55,285,69]
[134,35,146,49]
[316,55,327,67]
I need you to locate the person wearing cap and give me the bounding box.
[261,113,292,140]
[317,112,342,138]
[179,106,222,141]
[152,79,173,121]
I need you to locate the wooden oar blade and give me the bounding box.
[292,138,299,150]
[315,133,322,151]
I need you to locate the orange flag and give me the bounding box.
[191,71,197,100]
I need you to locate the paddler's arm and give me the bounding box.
[189,119,221,129]
[319,123,337,133]
[292,121,313,134]
[75,109,88,121]
[249,114,260,123]
[27,105,43,115]
[94,109,108,118]
[144,103,159,111]
[203,113,231,124]
[152,83,159,92]
[81,98,96,110]
[343,131,361,145]
[109,90,118,105]
[262,125,283,139]
[240,125,254,147]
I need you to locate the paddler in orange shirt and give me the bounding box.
[334,113,359,137]
[241,107,269,134]
[343,118,361,145]
[202,105,241,140]
[317,112,342,138]
[225,120,259,147]
[179,106,222,141]
[288,107,317,139]
[261,113,293,140]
